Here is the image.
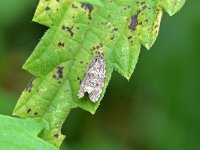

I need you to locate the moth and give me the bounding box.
[78,51,106,103]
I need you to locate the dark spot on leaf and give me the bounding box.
[34,112,38,115]
[129,2,147,31]
[62,25,66,30]
[128,36,132,40]
[81,3,94,20]
[56,66,64,79]
[91,43,104,51]
[101,21,108,26]
[113,27,118,31]
[52,67,64,80]
[27,108,31,113]
[62,25,74,37]
[110,36,114,40]
[54,134,59,138]
[154,24,159,29]
[129,14,138,31]
[110,27,118,40]
[142,5,147,11]
[46,6,51,11]
[99,43,103,47]
[58,42,65,47]
[52,74,57,79]
[66,26,74,37]
[72,4,78,8]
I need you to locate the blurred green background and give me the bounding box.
[0,0,199,150]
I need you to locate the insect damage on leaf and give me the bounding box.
[78,51,106,103]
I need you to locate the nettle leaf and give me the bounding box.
[0,115,57,150]
[13,0,185,147]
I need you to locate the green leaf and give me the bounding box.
[162,0,186,16]
[0,115,57,150]
[13,0,185,147]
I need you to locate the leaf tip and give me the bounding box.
[162,0,186,16]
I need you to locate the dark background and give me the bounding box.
[0,0,199,150]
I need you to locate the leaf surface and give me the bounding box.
[0,115,57,150]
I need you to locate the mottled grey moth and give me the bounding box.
[78,51,106,103]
